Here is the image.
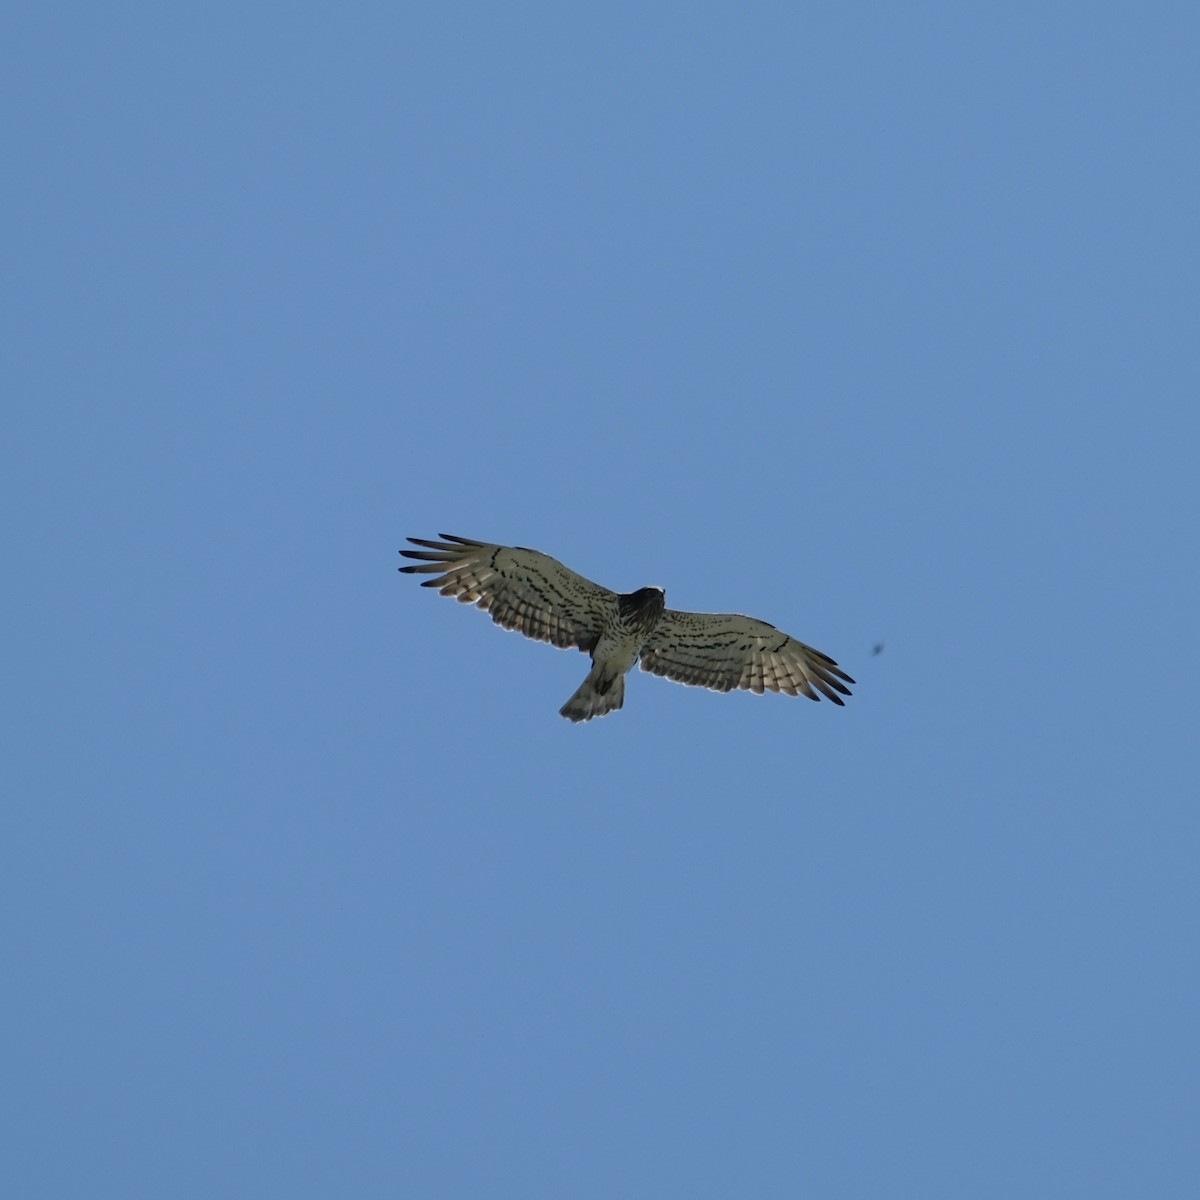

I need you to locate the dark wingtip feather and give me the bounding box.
[820,655,855,687]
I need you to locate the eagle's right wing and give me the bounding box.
[640,609,854,703]
[399,534,614,653]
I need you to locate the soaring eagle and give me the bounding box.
[399,534,854,722]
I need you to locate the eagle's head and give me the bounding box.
[618,586,666,633]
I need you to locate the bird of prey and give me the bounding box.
[399,534,854,723]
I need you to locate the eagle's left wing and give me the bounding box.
[399,534,614,653]
[639,609,854,703]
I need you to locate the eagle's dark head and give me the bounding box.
[618,586,666,636]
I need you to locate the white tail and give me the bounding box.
[559,664,626,723]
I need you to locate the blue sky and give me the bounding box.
[4,3,1198,1196]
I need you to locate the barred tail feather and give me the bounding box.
[559,665,626,723]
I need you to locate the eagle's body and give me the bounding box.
[399,534,853,722]
[559,586,666,721]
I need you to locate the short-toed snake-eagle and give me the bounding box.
[400,534,854,722]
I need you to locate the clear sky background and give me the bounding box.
[4,4,1198,1197]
